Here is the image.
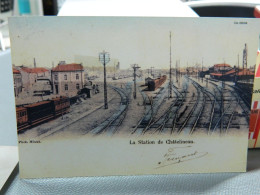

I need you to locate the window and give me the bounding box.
[76,74,79,80]
[76,83,80,90]
[55,74,58,80]
[65,84,68,91]
[64,74,67,80]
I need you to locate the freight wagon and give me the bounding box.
[16,96,70,132]
[147,75,167,91]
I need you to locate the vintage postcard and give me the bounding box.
[8,17,259,178]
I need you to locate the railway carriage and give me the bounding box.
[148,75,167,91]
[53,96,70,116]
[25,101,54,126]
[16,107,29,131]
[16,96,70,132]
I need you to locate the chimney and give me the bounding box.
[34,58,36,68]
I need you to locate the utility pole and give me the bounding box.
[186,62,188,76]
[176,61,178,83]
[221,60,225,132]
[201,58,203,83]
[243,43,248,70]
[99,50,110,109]
[235,54,239,84]
[223,60,225,89]
[178,59,181,78]
[178,60,181,86]
[169,31,173,98]
[132,64,140,99]
[151,66,154,78]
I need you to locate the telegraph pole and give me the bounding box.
[221,60,225,132]
[243,43,248,70]
[223,60,225,89]
[178,60,180,86]
[169,31,173,98]
[151,66,154,78]
[235,54,239,84]
[201,58,203,83]
[176,61,178,83]
[99,50,110,109]
[132,64,140,99]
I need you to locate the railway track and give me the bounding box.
[41,91,121,139]
[207,81,226,132]
[153,80,189,134]
[145,83,184,134]
[225,83,250,123]
[132,82,169,135]
[90,83,132,135]
[176,77,206,134]
[211,96,238,133]
[208,80,249,133]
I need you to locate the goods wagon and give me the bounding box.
[16,96,70,132]
[147,75,167,91]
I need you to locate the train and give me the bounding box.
[16,96,70,132]
[147,75,167,91]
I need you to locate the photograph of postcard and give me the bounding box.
[8,17,259,178]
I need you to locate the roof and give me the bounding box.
[224,69,236,75]
[52,63,84,72]
[52,96,69,101]
[210,69,254,77]
[21,67,49,74]
[16,107,27,112]
[13,68,20,74]
[210,73,223,77]
[237,69,255,76]
[214,64,231,68]
[25,101,51,108]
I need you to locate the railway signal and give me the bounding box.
[131,64,140,99]
[99,50,110,109]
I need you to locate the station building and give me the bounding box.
[51,61,84,97]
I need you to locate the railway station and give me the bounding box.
[13,35,255,141]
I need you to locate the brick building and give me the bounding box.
[211,63,231,72]
[18,66,50,91]
[51,62,84,97]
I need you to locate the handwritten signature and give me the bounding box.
[156,146,208,169]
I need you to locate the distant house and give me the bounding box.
[13,68,22,97]
[19,66,50,91]
[51,62,84,97]
[212,63,231,72]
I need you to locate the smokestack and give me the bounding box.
[34,58,36,68]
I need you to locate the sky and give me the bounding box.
[8,17,260,70]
